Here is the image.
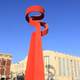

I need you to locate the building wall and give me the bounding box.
[0,53,12,79]
[43,51,80,80]
[11,50,80,80]
[11,59,26,79]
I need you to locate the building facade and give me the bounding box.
[11,51,80,80]
[43,51,80,80]
[0,53,12,80]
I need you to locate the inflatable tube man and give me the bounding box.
[25,5,48,80]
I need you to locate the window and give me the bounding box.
[1,59,6,66]
[44,56,50,79]
[74,61,77,77]
[76,61,79,77]
[58,58,68,76]
[6,59,11,66]
[1,68,5,75]
[64,59,69,76]
[67,59,70,76]
[58,58,65,76]
[58,58,61,76]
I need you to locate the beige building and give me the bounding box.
[11,50,80,80]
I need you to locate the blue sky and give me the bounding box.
[0,0,80,63]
